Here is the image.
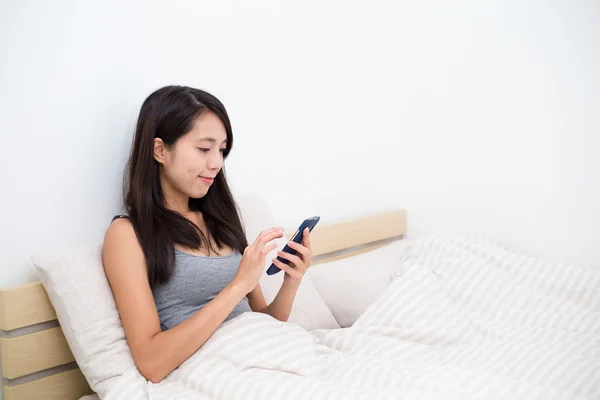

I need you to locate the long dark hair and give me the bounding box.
[123,85,248,289]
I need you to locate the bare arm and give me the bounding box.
[102,219,266,383]
[248,281,300,322]
[247,229,312,321]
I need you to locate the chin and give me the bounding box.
[190,189,209,199]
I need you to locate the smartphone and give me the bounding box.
[266,216,320,275]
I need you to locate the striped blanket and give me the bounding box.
[103,237,600,400]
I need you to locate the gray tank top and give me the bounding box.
[110,215,251,330]
[153,249,252,330]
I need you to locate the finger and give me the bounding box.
[256,227,283,241]
[255,227,284,245]
[276,250,303,266]
[286,240,309,259]
[302,227,312,250]
[287,259,308,274]
[300,229,312,266]
[272,258,300,278]
[259,242,279,256]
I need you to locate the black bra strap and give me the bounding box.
[111,214,129,222]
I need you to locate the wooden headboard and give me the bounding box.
[0,209,406,400]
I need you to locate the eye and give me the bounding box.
[197,148,210,153]
[220,148,229,156]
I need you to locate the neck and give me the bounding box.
[160,175,190,214]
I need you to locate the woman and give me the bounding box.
[102,85,313,384]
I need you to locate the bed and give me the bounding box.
[1,205,599,399]
[0,209,407,399]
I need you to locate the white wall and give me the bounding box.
[1,0,599,292]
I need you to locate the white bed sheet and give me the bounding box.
[93,237,600,399]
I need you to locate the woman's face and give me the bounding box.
[155,111,228,200]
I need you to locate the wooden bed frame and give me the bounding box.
[0,209,406,400]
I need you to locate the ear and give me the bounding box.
[153,138,167,164]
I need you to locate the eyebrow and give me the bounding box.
[196,137,228,144]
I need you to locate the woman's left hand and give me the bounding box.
[271,227,313,285]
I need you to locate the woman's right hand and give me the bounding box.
[233,227,284,295]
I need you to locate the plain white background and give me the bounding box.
[1,0,599,292]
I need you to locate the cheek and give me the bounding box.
[186,158,204,176]
[174,150,203,175]
[166,160,198,185]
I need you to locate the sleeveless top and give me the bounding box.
[112,215,251,330]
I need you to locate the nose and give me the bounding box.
[206,150,223,170]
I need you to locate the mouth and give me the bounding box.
[199,176,214,184]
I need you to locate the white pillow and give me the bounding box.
[33,243,147,398]
[236,191,340,331]
[307,240,410,327]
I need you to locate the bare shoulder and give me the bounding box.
[104,217,136,246]
[102,217,146,278]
